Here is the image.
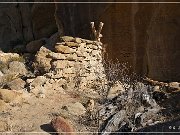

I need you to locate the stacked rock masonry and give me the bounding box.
[45,36,107,91]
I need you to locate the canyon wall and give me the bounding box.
[0,1,57,51]
[0,1,179,81]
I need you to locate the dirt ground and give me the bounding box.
[0,88,96,135]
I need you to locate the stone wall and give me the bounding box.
[35,36,106,91]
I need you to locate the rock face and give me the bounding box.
[0,2,57,52]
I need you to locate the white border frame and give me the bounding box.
[0,0,179,134]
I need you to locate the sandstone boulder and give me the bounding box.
[74,38,82,44]
[34,46,52,73]
[63,102,86,116]
[52,60,68,69]
[0,53,20,63]
[51,116,76,135]
[169,82,180,90]
[65,53,77,61]
[0,89,21,103]
[8,61,27,76]
[60,36,74,42]
[48,52,66,60]
[29,76,46,88]
[65,42,79,47]
[55,45,75,54]
[7,78,26,90]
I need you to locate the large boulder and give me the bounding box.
[8,61,28,76]
[51,116,76,135]
[33,46,52,73]
[0,53,20,63]
[6,78,26,90]
[0,88,22,103]
[62,102,86,116]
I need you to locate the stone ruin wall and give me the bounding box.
[38,36,107,91]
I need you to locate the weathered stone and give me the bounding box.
[30,76,46,88]
[85,47,92,53]
[60,36,74,42]
[55,45,75,54]
[76,56,84,62]
[0,71,4,77]
[81,88,100,99]
[0,121,8,132]
[0,53,20,63]
[7,78,26,90]
[63,73,76,78]
[169,82,180,90]
[8,61,27,76]
[48,52,66,60]
[91,50,101,57]
[51,116,76,135]
[86,73,97,81]
[65,53,77,61]
[63,102,86,116]
[26,78,34,84]
[63,68,75,74]
[153,86,160,92]
[107,81,125,99]
[67,61,75,67]
[52,60,68,69]
[87,44,98,50]
[0,89,21,103]
[65,42,79,47]
[74,38,82,43]
[89,60,98,67]
[30,85,46,97]
[34,46,52,72]
[26,38,47,53]
[81,39,93,44]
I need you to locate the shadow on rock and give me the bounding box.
[40,123,57,135]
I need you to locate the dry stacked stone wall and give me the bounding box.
[45,36,106,90]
